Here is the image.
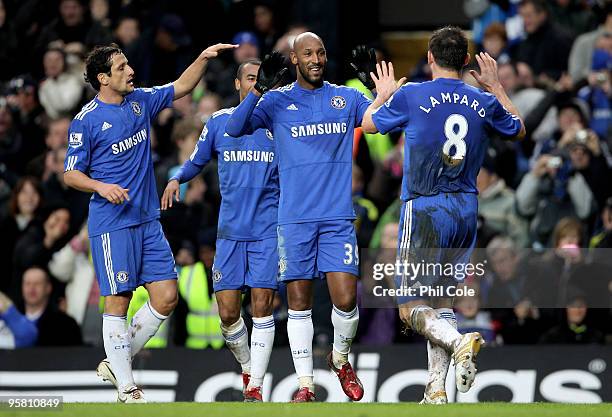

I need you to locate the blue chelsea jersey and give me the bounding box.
[64,84,174,237]
[239,81,371,225]
[173,108,279,240]
[372,78,522,201]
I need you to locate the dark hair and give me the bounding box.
[9,176,43,217]
[428,26,468,72]
[236,59,262,79]
[518,0,548,14]
[84,43,123,91]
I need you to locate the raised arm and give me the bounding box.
[362,61,407,133]
[470,52,526,140]
[173,43,238,100]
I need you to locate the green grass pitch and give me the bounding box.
[2,402,611,417]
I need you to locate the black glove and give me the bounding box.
[255,51,288,94]
[350,45,377,90]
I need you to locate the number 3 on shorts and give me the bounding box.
[343,243,359,266]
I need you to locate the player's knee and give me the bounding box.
[287,295,312,311]
[151,289,178,316]
[218,306,241,327]
[251,293,274,317]
[332,296,356,313]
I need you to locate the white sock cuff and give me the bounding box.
[332,305,358,320]
[146,301,168,320]
[252,315,275,329]
[436,308,457,325]
[103,314,127,322]
[288,309,312,320]
[221,316,246,335]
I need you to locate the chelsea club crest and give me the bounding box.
[331,96,346,109]
[131,101,142,116]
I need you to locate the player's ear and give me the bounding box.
[234,78,240,92]
[290,50,298,65]
[98,72,109,87]
[427,50,434,66]
[464,53,471,67]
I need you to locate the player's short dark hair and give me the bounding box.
[84,43,123,91]
[236,59,262,79]
[428,26,468,72]
[518,0,548,14]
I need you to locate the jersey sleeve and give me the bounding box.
[171,118,216,183]
[371,86,411,134]
[137,83,175,120]
[64,118,92,173]
[487,95,522,138]
[225,92,273,137]
[354,89,373,126]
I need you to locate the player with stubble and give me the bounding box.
[225,33,389,402]
[64,42,236,403]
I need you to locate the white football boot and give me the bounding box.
[118,385,147,403]
[453,332,484,393]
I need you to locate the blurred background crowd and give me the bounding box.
[0,0,610,351]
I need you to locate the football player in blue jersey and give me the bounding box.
[161,60,279,402]
[362,27,525,403]
[63,42,236,403]
[225,33,388,402]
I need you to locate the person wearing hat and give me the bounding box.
[204,32,260,108]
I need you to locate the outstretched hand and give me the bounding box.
[200,43,239,60]
[470,52,501,93]
[371,61,407,103]
[255,51,288,95]
[161,179,180,210]
[350,45,377,90]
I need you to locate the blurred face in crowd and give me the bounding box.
[489,248,518,281]
[60,0,84,27]
[0,105,13,136]
[45,117,70,150]
[45,208,71,237]
[17,181,41,217]
[291,32,327,87]
[566,299,587,325]
[498,64,518,92]
[103,52,135,95]
[254,5,274,34]
[516,62,534,88]
[90,0,109,22]
[235,62,260,101]
[22,268,52,309]
[483,34,505,58]
[54,148,67,176]
[519,2,547,35]
[43,50,65,79]
[0,0,6,27]
[115,18,140,46]
[569,144,591,170]
[197,94,221,123]
[455,292,480,319]
[234,42,259,64]
[557,107,583,133]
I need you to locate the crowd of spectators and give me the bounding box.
[0,0,610,349]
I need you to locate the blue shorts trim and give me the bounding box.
[91,220,177,296]
[277,220,360,282]
[212,237,279,292]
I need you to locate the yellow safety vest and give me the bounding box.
[127,286,169,348]
[178,262,224,349]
